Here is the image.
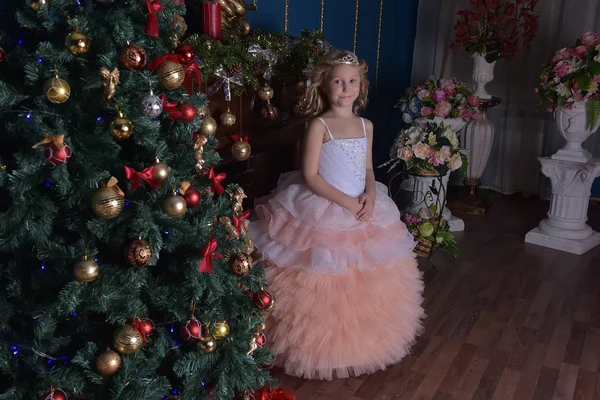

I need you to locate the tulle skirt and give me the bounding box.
[248,171,425,380]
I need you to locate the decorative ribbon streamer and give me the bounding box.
[183,61,202,94]
[149,54,180,72]
[124,165,161,191]
[106,176,125,196]
[207,65,243,101]
[127,318,149,344]
[252,386,296,400]
[206,167,226,195]
[232,210,250,233]
[180,181,190,195]
[248,43,277,80]
[145,0,162,37]
[160,95,184,121]
[231,134,249,143]
[32,134,65,150]
[198,237,222,273]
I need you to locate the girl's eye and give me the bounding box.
[334,80,341,84]
[350,79,357,84]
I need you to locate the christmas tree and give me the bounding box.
[0,1,275,399]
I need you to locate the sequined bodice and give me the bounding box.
[316,118,368,197]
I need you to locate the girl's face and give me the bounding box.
[323,64,360,109]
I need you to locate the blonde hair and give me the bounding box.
[302,49,369,119]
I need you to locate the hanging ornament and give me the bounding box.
[139,90,163,118]
[113,324,144,354]
[194,133,208,170]
[137,318,155,336]
[126,237,153,268]
[230,253,252,276]
[150,56,185,90]
[40,388,67,400]
[153,158,170,184]
[163,191,187,217]
[258,84,274,101]
[43,74,70,104]
[198,237,222,273]
[198,336,217,353]
[110,108,133,140]
[96,349,121,376]
[73,255,99,282]
[208,65,243,102]
[65,28,90,56]
[27,0,50,11]
[204,167,226,195]
[32,134,71,166]
[208,320,230,340]
[144,0,163,37]
[261,102,278,120]
[120,43,147,70]
[197,105,210,119]
[170,14,188,48]
[242,236,254,255]
[180,318,203,341]
[219,216,239,239]
[204,40,214,51]
[253,288,276,311]
[247,323,267,356]
[181,182,201,208]
[124,165,162,191]
[232,210,250,235]
[175,44,196,65]
[91,177,125,219]
[200,116,217,136]
[0,47,5,63]
[220,107,236,126]
[99,67,120,108]
[162,95,197,123]
[229,187,247,214]
[230,135,251,161]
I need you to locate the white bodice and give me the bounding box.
[317,117,367,198]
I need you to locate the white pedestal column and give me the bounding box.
[525,157,600,255]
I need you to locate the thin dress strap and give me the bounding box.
[317,117,335,140]
[360,117,366,137]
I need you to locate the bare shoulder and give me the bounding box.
[305,118,328,141]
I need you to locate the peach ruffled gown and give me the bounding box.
[248,117,425,380]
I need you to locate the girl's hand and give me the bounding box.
[357,192,375,222]
[344,197,364,217]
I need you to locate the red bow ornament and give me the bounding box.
[231,134,249,143]
[252,386,296,400]
[145,0,163,37]
[199,237,222,273]
[128,318,149,344]
[232,210,250,234]
[205,167,226,195]
[183,61,202,94]
[124,165,162,191]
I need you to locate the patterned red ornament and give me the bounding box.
[175,44,195,65]
[180,318,203,341]
[126,238,153,268]
[260,103,278,120]
[33,134,71,166]
[256,332,266,347]
[41,388,68,400]
[253,289,275,311]
[120,43,147,70]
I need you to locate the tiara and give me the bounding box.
[333,54,359,65]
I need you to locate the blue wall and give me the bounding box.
[245,0,420,175]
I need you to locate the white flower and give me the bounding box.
[402,113,413,123]
[448,153,463,171]
[418,206,434,219]
[413,143,432,160]
[398,146,414,161]
[417,89,431,100]
[399,101,408,112]
[589,81,599,93]
[556,83,570,97]
[405,126,424,145]
[436,236,444,243]
[427,132,437,146]
[442,129,459,149]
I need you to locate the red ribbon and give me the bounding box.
[124,165,161,191]
[199,237,222,273]
[252,386,296,400]
[149,54,180,72]
[232,210,250,233]
[145,0,162,37]
[206,167,226,195]
[183,61,202,94]
[231,134,249,143]
[128,318,148,344]
[161,95,184,121]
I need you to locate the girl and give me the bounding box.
[248,49,425,380]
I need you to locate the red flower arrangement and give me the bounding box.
[451,0,540,62]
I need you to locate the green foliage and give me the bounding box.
[586,98,600,130]
[0,1,273,399]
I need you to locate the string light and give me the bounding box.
[41,263,45,270]
[97,116,102,121]
[26,113,31,119]
[164,230,169,235]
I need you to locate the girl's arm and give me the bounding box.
[301,119,361,214]
[364,119,376,195]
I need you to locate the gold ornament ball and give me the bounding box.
[110,112,134,140]
[43,76,70,104]
[113,324,144,354]
[238,19,251,37]
[200,116,218,136]
[231,140,251,161]
[153,162,170,183]
[230,253,253,276]
[198,336,217,354]
[220,109,236,126]
[155,61,185,90]
[197,105,210,119]
[210,320,230,339]
[163,194,187,217]
[258,85,274,101]
[91,186,125,219]
[73,256,99,282]
[96,349,121,376]
[205,40,213,51]
[65,31,91,55]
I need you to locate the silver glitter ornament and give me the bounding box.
[139,91,163,119]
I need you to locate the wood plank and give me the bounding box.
[471,350,510,400]
[451,356,490,400]
[551,363,579,400]
[491,368,521,400]
[544,316,574,370]
[563,321,587,366]
[524,281,554,330]
[532,366,559,400]
[410,340,463,400]
[579,326,600,372]
[512,343,548,400]
[437,343,478,394]
[571,369,596,400]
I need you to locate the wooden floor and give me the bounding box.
[270,195,600,400]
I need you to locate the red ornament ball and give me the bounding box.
[253,289,275,311]
[44,142,72,166]
[183,186,201,208]
[140,318,155,335]
[180,318,203,341]
[175,44,195,65]
[260,103,278,120]
[126,239,153,268]
[120,43,147,70]
[0,47,5,63]
[179,102,197,123]
[41,388,68,400]
[256,332,266,347]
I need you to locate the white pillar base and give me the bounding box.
[525,228,600,255]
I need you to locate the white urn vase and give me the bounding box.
[552,101,600,163]
[472,53,496,99]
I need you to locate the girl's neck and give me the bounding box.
[325,105,355,118]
